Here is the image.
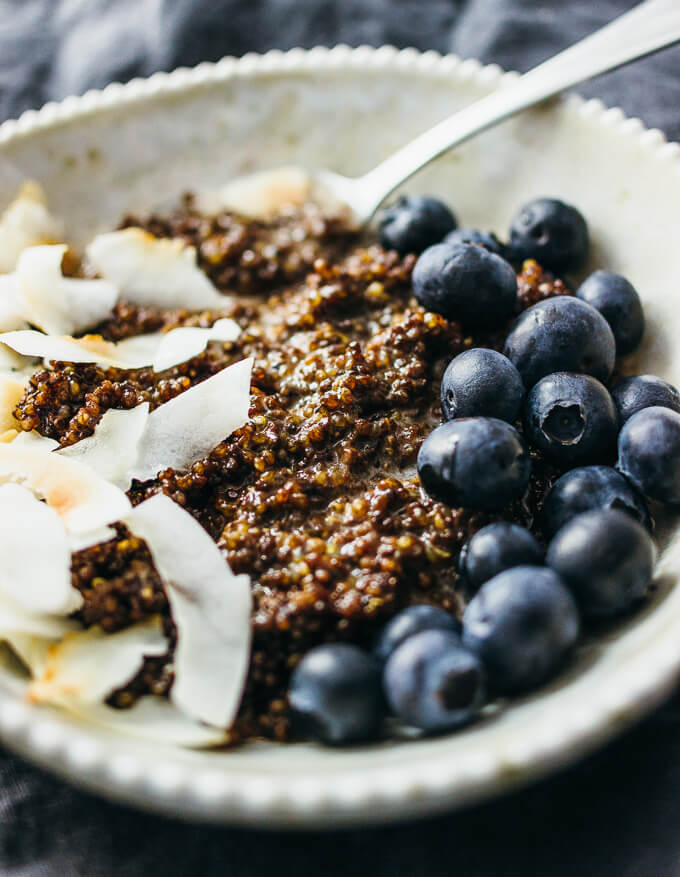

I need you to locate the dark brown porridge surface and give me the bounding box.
[13,198,569,744]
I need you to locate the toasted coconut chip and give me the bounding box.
[68,526,116,553]
[86,228,227,310]
[111,332,168,366]
[0,595,80,676]
[11,431,60,450]
[0,320,241,372]
[200,167,313,218]
[126,494,252,729]
[199,167,355,222]
[0,598,80,639]
[0,182,64,274]
[0,274,29,332]
[15,244,118,336]
[0,329,128,367]
[28,617,167,705]
[7,635,53,677]
[58,403,149,489]
[130,356,252,482]
[0,594,80,641]
[0,328,168,369]
[0,373,28,433]
[0,442,131,533]
[151,318,241,372]
[0,340,33,372]
[0,483,82,615]
[64,696,228,748]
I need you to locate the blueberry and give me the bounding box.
[503,296,616,388]
[443,228,504,256]
[417,418,531,511]
[379,196,457,255]
[547,509,655,618]
[373,605,461,664]
[611,375,680,425]
[463,566,580,693]
[412,242,518,329]
[383,630,485,732]
[288,644,384,744]
[508,197,589,273]
[459,523,544,591]
[440,349,524,423]
[617,406,680,504]
[542,465,651,537]
[523,372,618,466]
[576,271,644,355]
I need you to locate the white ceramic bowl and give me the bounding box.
[1,46,680,828]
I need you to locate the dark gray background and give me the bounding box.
[1,1,680,874]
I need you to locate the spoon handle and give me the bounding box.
[356,0,680,221]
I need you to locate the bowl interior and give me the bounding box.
[1,50,680,826]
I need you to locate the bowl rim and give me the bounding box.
[1,44,680,829]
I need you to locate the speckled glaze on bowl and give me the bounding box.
[1,46,680,828]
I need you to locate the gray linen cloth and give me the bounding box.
[0,1,679,874]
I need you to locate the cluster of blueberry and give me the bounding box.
[287,194,680,746]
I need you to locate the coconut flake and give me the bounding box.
[200,167,313,218]
[0,182,64,274]
[0,328,164,369]
[58,403,150,489]
[151,318,241,372]
[0,483,81,615]
[0,274,29,332]
[0,595,80,676]
[68,526,117,553]
[0,373,27,434]
[0,598,79,640]
[0,320,241,372]
[11,431,60,451]
[6,635,53,677]
[0,340,34,373]
[111,332,168,367]
[126,494,251,728]
[63,696,228,748]
[28,616,167,705]
[0,329,122,366]
[14,244,118,336]
[86,228,227,310]
[130,356,252,482]
[0,442,131,533]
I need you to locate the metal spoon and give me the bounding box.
[316,0,680,225]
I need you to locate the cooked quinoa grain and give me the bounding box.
[15,203,568,743]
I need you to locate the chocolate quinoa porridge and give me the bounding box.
[12,198,569,744]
